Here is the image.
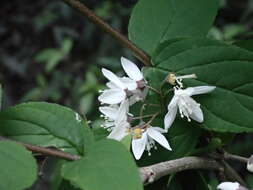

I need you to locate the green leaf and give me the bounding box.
[121,134,131,150]
[61,139,143,190]
[152,38,253,133]
[0,141,37,190]
[0,102,94,155]
[235,39,253,52]
[129,0,218,55]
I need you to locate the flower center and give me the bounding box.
[131,128,143,139]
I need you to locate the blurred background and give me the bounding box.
[1,0,253,189]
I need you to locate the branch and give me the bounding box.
[223,152,248,163]
[0,136,80,161]
[62,0,151,66]
[139,156,222,184]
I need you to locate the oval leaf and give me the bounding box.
[0,102,94,155]
[61,139,143,190]
[129,0,218,55]
[0,141,37,190]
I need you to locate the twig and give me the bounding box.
[223,152,248,163]
[62,0,151,66]
[139,156,222,184]
[0,136,80,161]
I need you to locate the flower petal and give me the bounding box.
[164,107,178,131]
[185,86,216,96]
[131,132,147,160]
[190,105,204,123]
[164,96,178,130]
[121,57,143,81]
[115,99,129,125]
[107,122,129,141]
[99,106,118,120]
[98,89,126,104]
[217,182,240,190]
[120,77,138,91]
[147,127,172,151]
[102,68,126,89]
[106,81,118,89]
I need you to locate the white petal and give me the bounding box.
[98,89,126,104]
[115,99,129,125]
[131,132,148,160]
[167,95,179,109]
[120,77,138,91]
[217,182,240,190]
[190,105,204,123]
[121,57,143,81]
[108,122,129,141]
[99,106,118,120]
[147,127,172,151]
[186,86,216,96]
[106,81,118,89]
[165,105,178,130]
[102,68,126,89]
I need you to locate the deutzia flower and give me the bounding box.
[99,99,130,141]
[98,57,147,105]
[98,68,129,104]
[217,182,247,190]
[131,125,172,160]
[164,86,216,130]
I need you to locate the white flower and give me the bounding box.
[164,86,216,130]
[99,100,130,141]
[98,68,128,104]
[98,57,147,105]
[131,126,172,160]
[217,182,240,190]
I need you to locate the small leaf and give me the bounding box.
[61,38,73,54]
[61,139,143,190]
[0,141,37,190]
[0,102,94,155]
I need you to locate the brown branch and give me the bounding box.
[139,156,222,184]
[62,0,151,66]
[0,136,80,161]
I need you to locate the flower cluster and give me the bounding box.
[98,57,216,160]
